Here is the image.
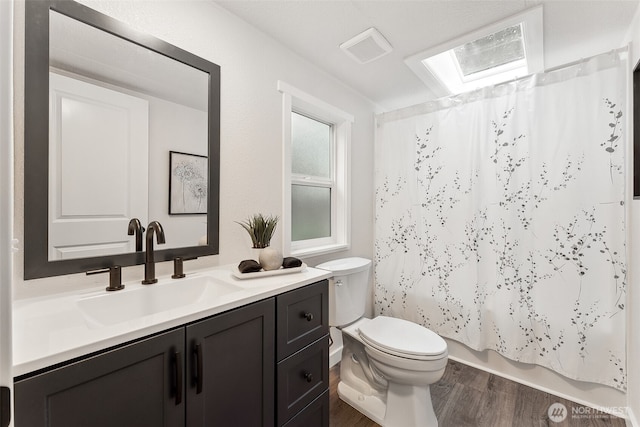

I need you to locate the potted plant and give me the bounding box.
[237,213,279,248]
[237,214,282,270]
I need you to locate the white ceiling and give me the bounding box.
[215,0,639,111]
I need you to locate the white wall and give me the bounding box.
[12,0,376,299]
[624,4,640,425]
[148,98,208,249]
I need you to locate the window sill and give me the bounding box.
[291,243,349,259]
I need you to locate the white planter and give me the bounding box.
[259,247,283,271]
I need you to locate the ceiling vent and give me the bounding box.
[340,28,392,64]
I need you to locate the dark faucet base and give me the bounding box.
[141,279,158,285]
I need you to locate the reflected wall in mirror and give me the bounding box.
[25,0,220,278]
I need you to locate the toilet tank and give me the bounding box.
[315,257,372,327]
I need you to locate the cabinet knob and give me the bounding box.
[303,372,313,383]
[303,312,314,322]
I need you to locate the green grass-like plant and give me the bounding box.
[237,214,279,248]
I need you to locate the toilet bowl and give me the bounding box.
[315,257,448,427]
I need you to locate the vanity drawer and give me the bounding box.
[276,336,329,426]
[282,390,329,427]
[276,279,328,360]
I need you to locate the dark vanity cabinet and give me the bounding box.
[15,299,275,427]
[276,280,330,427]
[14,280,329,427]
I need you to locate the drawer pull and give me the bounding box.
[174,350,183,405]
[194,342,204,394]
[303,312,314,322]
[303,371,313,383]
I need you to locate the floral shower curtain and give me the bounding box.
[374,49,627,390]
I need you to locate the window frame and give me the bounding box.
[278,81,353,257]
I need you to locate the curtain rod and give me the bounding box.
[377,46,629,126]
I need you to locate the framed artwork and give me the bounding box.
[169,151,208,214]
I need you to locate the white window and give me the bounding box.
[278,81,353,257]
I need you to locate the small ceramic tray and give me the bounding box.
[231,263,307,280]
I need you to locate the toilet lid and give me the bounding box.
[358,316,447,359]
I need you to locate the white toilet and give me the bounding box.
[316,257,448,427]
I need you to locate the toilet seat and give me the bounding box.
[358,316,447,361]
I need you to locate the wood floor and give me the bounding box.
[329,360,626,427]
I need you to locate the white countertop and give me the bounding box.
[13,264,332,377]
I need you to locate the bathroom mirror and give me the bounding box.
[24,0,221,279]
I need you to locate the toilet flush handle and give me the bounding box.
[335,279,343,286]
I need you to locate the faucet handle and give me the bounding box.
[107,266,124,291]
[172,256,198,279]
[87,266,124,291]
[172,257,186,279]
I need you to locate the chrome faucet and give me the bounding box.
[127,218,145,252]
[142,221,166,284]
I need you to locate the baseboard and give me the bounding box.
[329,326,343,367]
[330,344,342,367]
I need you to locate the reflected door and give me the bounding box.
[48,72,149,260]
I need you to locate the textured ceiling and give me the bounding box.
[215,0,639,111]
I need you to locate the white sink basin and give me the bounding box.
[76,275,243,327]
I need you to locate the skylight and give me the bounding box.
[454,25,524,77]
[405,7,543,96]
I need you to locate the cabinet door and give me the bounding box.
[186,298,275,427]
[14,328,185,427]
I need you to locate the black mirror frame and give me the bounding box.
[24,0,220,279]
